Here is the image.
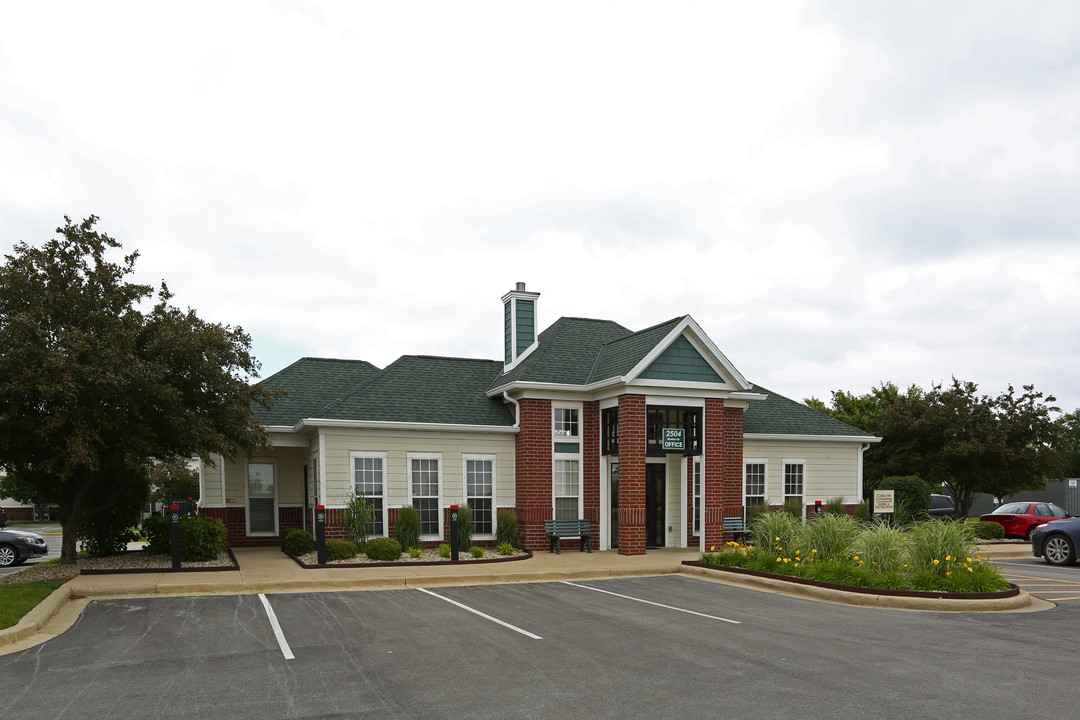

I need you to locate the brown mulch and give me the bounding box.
[0,551,235,585]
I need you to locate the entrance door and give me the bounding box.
[247,461,277,535]
[646,464,665,548]
[609,463,619,549]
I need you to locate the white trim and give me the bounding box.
[743,458,768,508]
[679,455,688,549]
[349,451,388,537]
[744,433,882,443]
[318,432,327,506]
[552,401,583,443]
[624,316,751,390]
[463,453,497,539]
[296,418,518,434]
[408,452,444,540]
[245,457,279,537]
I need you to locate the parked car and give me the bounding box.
[0,527,49,567]
[980,502,1071,540]
[1031,516,1080,566]
[927,494,956,519]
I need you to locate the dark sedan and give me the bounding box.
[0,527,49,567]
[1032,517,1080,566]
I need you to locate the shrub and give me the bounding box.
[854,501,871,523]
[852,522,908,574]
[142,515,170,555]
[800,512,860,562]
[178,516,226,561]
[497,541,516,556]
[872,475,932,523]
[470,545,485,558]
[282,528,314,556]
[823,496,848,516]
[496,509,521,548]
[749,509,800,553]
[394,506,422,550]
[408,547,423,559]
[457,504,473,551]
[972,520,1005,540]
[437,543,451,558]
[326,538,358,562]
[365,537,402,561]
[781,498,805,519]
[79,500,144,557]
[747,502,772,522]
[905,520,977,577]
[342,492,375,547]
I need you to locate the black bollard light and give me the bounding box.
[170,504,181,569]
[449,505,460,562]
[315,504,326,565]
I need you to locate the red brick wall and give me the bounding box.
[617,393,646,555]
[514,398,553,550]
[703,398,746,548]
[582,400,601,528]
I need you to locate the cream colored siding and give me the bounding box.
[218,446,308,505]
[199,456,223,505]
[320,429,516,510]
[742,439,862,505]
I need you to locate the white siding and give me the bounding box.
[742,439,862,506]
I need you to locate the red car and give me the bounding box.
[981,502,1072,540]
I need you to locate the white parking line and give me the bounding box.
[416,588,542,639]
[562,581,742,624]
[258,593,295,659]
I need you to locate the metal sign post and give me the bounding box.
[315,505,326,565]
[449,505,460,562]
[169,504,181,569]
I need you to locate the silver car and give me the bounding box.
[0,527,49,567]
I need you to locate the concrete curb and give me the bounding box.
[0,583,72,647]
[681,564,1039,612]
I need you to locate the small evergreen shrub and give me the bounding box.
[854,501,871,523]
[178,516,226,561]
[497,541,516,556]
[365,537,403,561]
[395,506,422,550]
[496,509,521,548]
[872,475,932,523]
[408,547,423,558]
[457,504,473,551]
[470,545,485,558]
[326,538,358,562]
[142,515,170,555]
[342,492,374,547]
[282,528,315,556]
[972,520,1005,540]
[437,543,451,558]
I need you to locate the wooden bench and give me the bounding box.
[544,519,593,554]
[723,516,746,543]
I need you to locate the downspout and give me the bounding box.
[858,443,870,503]
[503,391,521,428]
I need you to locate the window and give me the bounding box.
[645,406,702,456]
[783,461,804,509]
[745,461,766,508]
[247,460,276,535]
[465,456,494,536]
[554,407,579,437]
[351,453,386,537]
[409,454,442,538]
[553,459,580,521]
[693,459,702,533]
[602,407,619,455]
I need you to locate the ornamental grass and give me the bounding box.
[700,511,1010,594]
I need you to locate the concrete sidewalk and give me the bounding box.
[0,542,1040,656]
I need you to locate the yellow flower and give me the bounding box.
[794,563,799,568]
[966,557,972,562]
[853,555,859,561]
[710,546,715,552]
[946,571,952,576]
[776,537,781,541]
[811,549,817,554]
[903,563,908,568]
[945,555,952,561]
[967,567,973,572]
[795,549,800,555]
[933,559,940,565]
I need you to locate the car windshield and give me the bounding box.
[993,503,1028,514]
[1050,504,1069,517]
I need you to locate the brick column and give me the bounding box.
[704,398,745,548]
[582,400,601,527]
[514,398,553,551]
[617,393,646,555]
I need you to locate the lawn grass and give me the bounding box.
[0,580,67,630]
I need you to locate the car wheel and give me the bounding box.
[1026,525,1037,541]
[0,544,16,567]
[1043,534,1077,566]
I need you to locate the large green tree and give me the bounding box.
[0,216,277,563]
[1059,409,1080,478]
[874,378,1063,517]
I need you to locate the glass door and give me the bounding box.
[247,461,277,534]
[646,463,665,547]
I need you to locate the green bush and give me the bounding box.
[79,501,144,558]
[872,475,932,523]
[178,516,226,561]
[142,514,226,561]
[496,509,520,548]
[457,504,473,551]
[823,496,848,516]
[854,501,871,523]
[342,492,375,547]
[852,522,908,574]
[905,520,977,577]
[972,520,1005,540]
[800,512,860,562]
[470,545,485,558]
[395,506,422,550]
[497,541,516,556]
[408,547,423,558]
[747,502,772,522]
[781,498,805,519]
[282,528,314,556]
[749,509,800,552]
[326,538,358,562]
[365,537,403,561]
[437,543,451,558]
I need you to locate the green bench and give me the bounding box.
[723,516,746,543]
[544,519,593,554]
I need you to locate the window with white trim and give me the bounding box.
[351,452,386,537]
[553,459,580,521]
[745,461,766,508]
[783,461,804,509]
[409,454,442,538]
[465,456,495,537]
[553,407,579,438]
[693,459,702,533]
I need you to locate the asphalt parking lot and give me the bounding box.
[2,574,1079,720]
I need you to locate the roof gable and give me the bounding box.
[638,334,724,383]
[491,317,632,388]
[254,358,380,426]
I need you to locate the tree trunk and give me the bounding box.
[58,493,83,565]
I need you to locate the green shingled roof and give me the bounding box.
[588,316,684,382]
[490,317,632,388]
[317,356,516,426]
[743,384,875,438]
[254,358,380,426]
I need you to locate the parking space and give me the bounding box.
[996,556,1080,602]
[4,575,1080,719]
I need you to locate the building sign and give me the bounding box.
[873,489,895,514]
[662,428,685,451]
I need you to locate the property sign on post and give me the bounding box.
[873,489,895,514]
[662,428,685,451]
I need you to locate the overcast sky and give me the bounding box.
[2,1,1078,414]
